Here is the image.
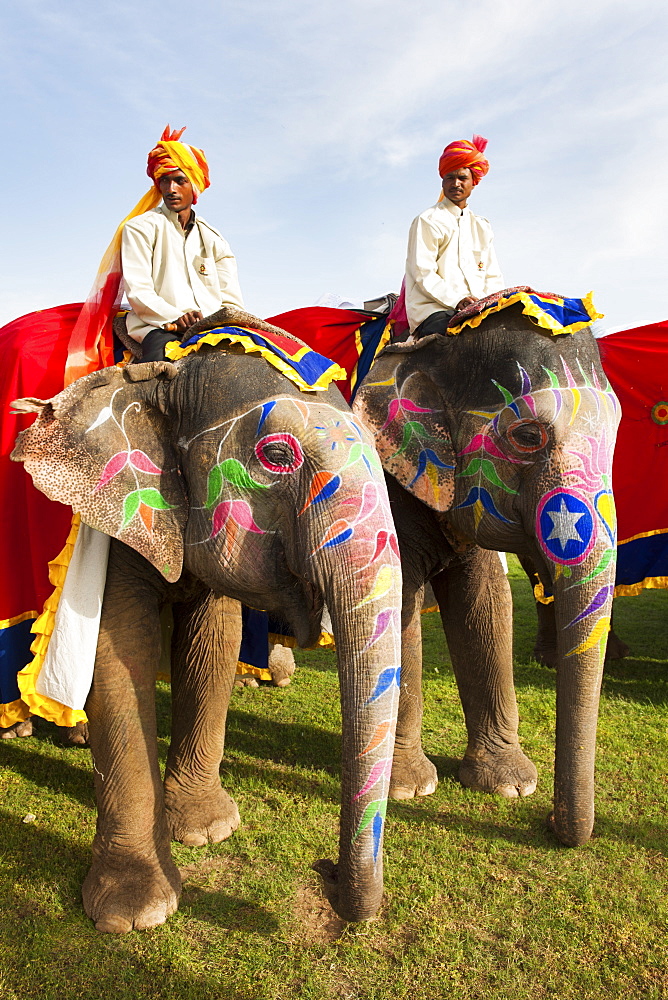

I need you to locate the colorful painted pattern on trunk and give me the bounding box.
[455,358,620,661]
[180,396,401,865]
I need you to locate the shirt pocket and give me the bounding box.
[192,254,218,285]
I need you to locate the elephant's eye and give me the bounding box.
[255,432,305,474]
[506,419,548,453]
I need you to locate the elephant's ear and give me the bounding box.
[353,341,456,512]
[12,363,188,582]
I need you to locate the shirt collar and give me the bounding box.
[159,202,197,233]
[439,196,470,219]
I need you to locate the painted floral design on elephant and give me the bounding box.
[454,359,618,537]
[88,387,178,536]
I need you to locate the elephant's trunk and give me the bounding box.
[551,562,615,846]
[309,502,402,921]
[318,578,401,920]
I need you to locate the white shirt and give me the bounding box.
[121,204,244,342]
[404,197,504,332]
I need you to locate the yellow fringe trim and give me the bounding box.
[266,629,336,652]
[237,662,273,682]
[16,514,88,728]
[447,290,603,337]
[0,698,31,729]
[614,576,668,597]
[165,328,347,393]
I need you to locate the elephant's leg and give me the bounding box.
[517,553,558,668]
[82,543,180,933]
[605,610,630,661]
[433,549,537,798]
[390,581,438,800]
[164,590,242,846]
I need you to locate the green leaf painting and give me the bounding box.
[491,379,514,405]
[121,488,177,529]
[206,458,269,507]
[457,457,518,494]
[352,798,388,842]
[566,547,616,589]
[542,365,561,388]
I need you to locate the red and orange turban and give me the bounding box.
[438,135,490,185]
[146,125,211,203]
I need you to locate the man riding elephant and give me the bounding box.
[122,126,244,362]
[404,135,505,338]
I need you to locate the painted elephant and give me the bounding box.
[11,349,402,929]
[353,302,620,847]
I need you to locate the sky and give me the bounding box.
[1,0,667,332]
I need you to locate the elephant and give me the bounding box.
[352,301,620,848]
[11,346,403,930]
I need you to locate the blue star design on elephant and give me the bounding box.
[536,489,597,565]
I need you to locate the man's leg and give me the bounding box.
[413,309,454,339]
[139,329,179,362]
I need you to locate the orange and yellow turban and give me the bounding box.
[438,134,490,185]
[64,124,210,385]
[146,125,210,203]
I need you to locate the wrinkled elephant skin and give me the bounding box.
[353,306,620,847]
[12,351,402,929]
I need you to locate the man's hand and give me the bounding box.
[163,310,203,333]
[455,296,476,311]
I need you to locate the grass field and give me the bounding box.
[1,557,667,1000]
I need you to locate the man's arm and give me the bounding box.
[405,214,458,311]
[121,222,183,329]
[214,244,244,309]
[483,235,504,295]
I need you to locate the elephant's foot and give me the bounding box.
[234,674,260,688]
[389,749,438,800]
[82,851,181,933]
[532,639,557,669]
[56,721,89,747]
[605,629,630,662]
[0,717,33,739]
[267,642,296,687]
[164,778,240,847]
[459,744,537,798]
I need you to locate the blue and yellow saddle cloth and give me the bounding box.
[165,324,347,393]
[447,286,603,336]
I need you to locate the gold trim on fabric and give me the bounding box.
[165,328,347,392]
[618,526,668,545]
[0,609,39,630]
[614,576,668,597]
[447,290,603,337]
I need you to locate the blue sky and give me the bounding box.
[1,0,666,331]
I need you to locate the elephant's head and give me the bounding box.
[353,306,621,847]
[12,350,403,920]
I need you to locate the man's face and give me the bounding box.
[441,168,474,207]
[159,169,195,213]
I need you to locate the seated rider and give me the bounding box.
[121,127,244,362]
[404,135,504,338]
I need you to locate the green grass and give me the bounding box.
[1,557,667,1000]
